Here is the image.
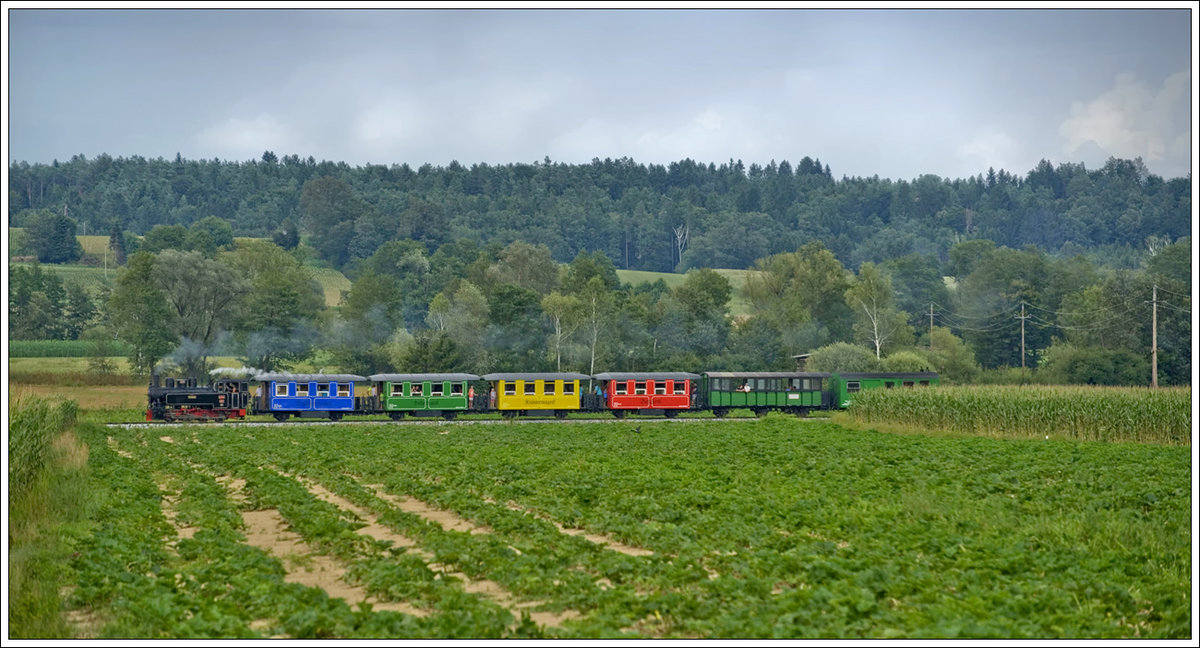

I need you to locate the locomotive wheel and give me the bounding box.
[274,413,289,422]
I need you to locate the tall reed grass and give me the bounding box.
[8,392,88,638]
[9,392,79,494]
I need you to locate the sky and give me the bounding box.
[4,4,1196,182]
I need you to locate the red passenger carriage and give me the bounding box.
[592,372,700,418]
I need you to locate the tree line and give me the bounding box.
[9,232,1190,387]
[7,151,1191,386]
[9,152,1190,275]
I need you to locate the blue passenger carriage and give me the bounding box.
[254,373,367,421]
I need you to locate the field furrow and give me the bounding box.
[63,419,1191,639]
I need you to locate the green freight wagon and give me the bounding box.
[702,372,831,417]
[368,373,480,420]
[829,372,940,408]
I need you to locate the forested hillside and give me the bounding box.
[9,153,1190,273]
[7,153,1192,386]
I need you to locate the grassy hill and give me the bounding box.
[617,268,756,317]
[9,229,756,314]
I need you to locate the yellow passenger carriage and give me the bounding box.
[481,372,591,419]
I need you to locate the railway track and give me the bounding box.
[105,415,816,430]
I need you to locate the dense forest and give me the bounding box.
[9,152,1191,273]
[7,152,1193,386]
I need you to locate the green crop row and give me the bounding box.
[74,419,1192,638]
[845,384,1191,445]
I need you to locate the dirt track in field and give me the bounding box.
[216,473,428,618]
[296,475,581,628]
[486,496,654,557]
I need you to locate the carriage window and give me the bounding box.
[337,383,350,397]
[755,379,767,391]
[903,381,915,387]
[451,383,464,395]
[390,383,403,397]
[525,382,536,395]
[411,383,423,396]
[317,383,330,396]
[432,382,444,396]
[673,381,686,395]
[275,383,288,397]
[563,381,575,395]
[544,381,555,395]
[654,381,666,395]
[635,381,647,395]
[504,382,516,396]
[847,381,860,393]
[296,383,310,397]
[717,379,731,392]
[614,382,627,395]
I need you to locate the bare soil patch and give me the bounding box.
[105,436,134,459]
[492,498,653,557]
[238,507,427,617]
[367,486,492,535]
[352,482,581,628]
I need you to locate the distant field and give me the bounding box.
[7,262,118,292]
[310,266,351,307]
[77,235,113,256]
[617,268,757,316]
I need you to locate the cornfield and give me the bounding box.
[846,384,1192,445]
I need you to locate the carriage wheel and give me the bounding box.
[274,413,289,422]
[611,410,627,419]
[389,411,404,421]
[329,412,344,422]
[442,411,458,421]
[712,408,729,419]
[663,410,678,419]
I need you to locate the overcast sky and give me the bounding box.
[5,5,1196,181]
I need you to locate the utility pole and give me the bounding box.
[929,303,934,349]
[1017,302,1029,372]
[1151,284,1158,388]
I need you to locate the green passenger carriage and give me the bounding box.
[829,372,940,408]
[702,372,831,418]
[368,373,480,420]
